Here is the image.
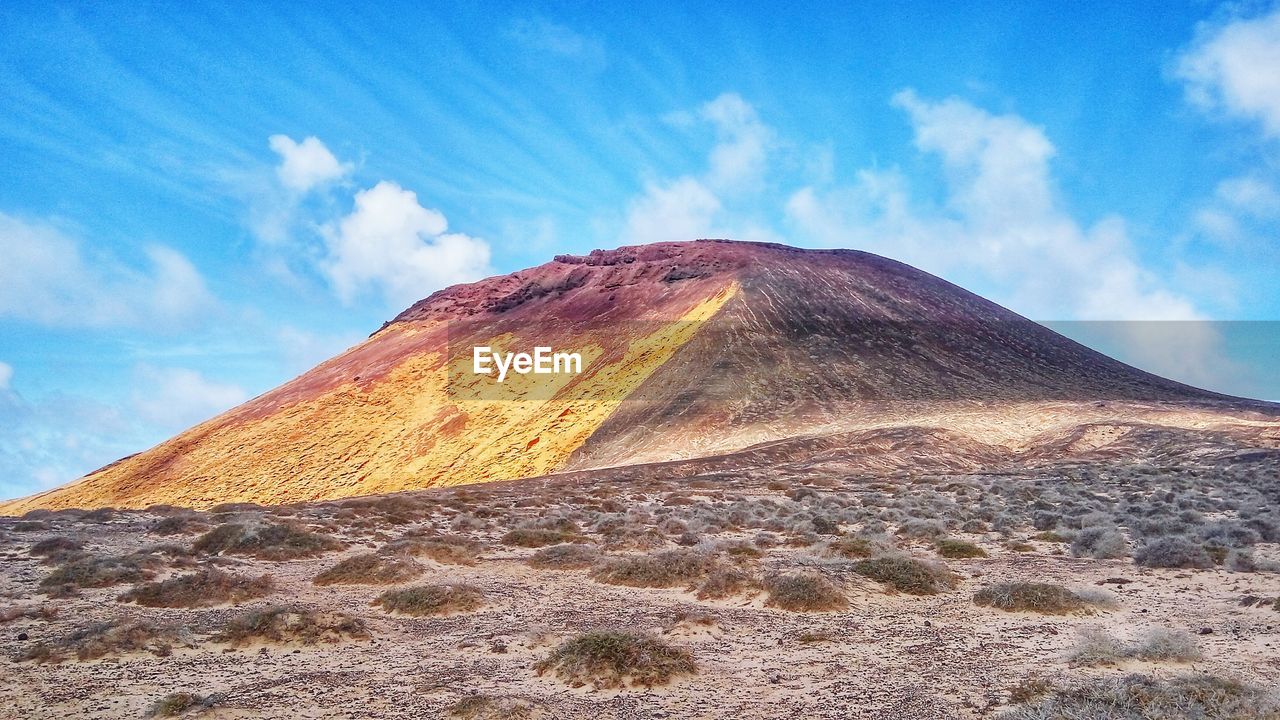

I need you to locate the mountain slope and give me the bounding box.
[4,240,1273,512]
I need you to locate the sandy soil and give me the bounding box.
[2,472,1278,720]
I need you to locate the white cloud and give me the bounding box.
[1193,174,1280,246]
[0,364,249,500]
[788,90,1200,323]
[276,326,362,375]
[0,213,215,330]
[622,177,721,244]
[621,93,779,245]
[782,90,1242,391]
[0,387,136,499]
[268,135,353,193]
[0,362,11,391]
[322,181,492,308]
[131,365,247,430]
[508,17,606,66]
[701,93,774,193]
[1175,8,1280,136]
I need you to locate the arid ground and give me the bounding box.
[3,439,1279,719]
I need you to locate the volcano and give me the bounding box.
[5,240,1275,512]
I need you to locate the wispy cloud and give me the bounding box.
[0,213,215,330]
[622,92,782,244]
[1175,7,1280,137]
[130,365,247,429]
[0,362,248,499]
[788,90,1201,323]
[508,17,606,67]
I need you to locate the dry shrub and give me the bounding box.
[1067,626,1201,667]
[528,543,600,570]
[763,572,848,611]
[20,619,194,663]
[600,526,668,551]
[590,549,718,588]
[716,540,763,558]
[973,582,1087,614]
[1001,673,1278,719]
[148,515,209,536]
[500,528,582,548]
[534,630,695,689]
[852,554,956,595]
[824,535,889,559]
[146,693,221,718]
[29,536,83,558]
[695,565,759,600]
[935,539,988,559]
[215,606,369,646]
[313,553,424,585]
[119,568,274,608]
[1134,537,1214,569]
[0,605,58,624]
[445,695,536,720]
[40,552,166,596]
[374,584,484,616]
[194,522,342,560]
[382,534,482,565]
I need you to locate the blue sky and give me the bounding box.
[3,1,1280,500]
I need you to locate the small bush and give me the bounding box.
[528,544,599,570]
[20,620,193,663]
[1131,627,1201,662]
[853,554,956,595]
[194,522,342,560]
[763,572,848,611]
[147,692,220,718]
[973,582,1088,614]
[935,539,987,559]
[382,535,481,565]
[0,605,58,623]
[374,584,484,616]
[39,553,165,596]
[717,540,764,558]
[215,606,369,646]
[30,536,83,557]
[119,568,273,608]
[824,535,888,559]
[695,566,758,600]
[1066,626,1126,666]
[148,516,209,536]
[445,695,535,720]
[534,630,695,689]
[1134,536,1214,569]
[1071,527,1129,559]
[897,518,948,539]
[313,553,424,585]
[590,549,718,588]
[1000,673,1277,719]
[500,528,582,548]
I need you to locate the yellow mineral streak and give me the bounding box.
[1,282,740,512]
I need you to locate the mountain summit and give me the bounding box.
[5,240,1272,512]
